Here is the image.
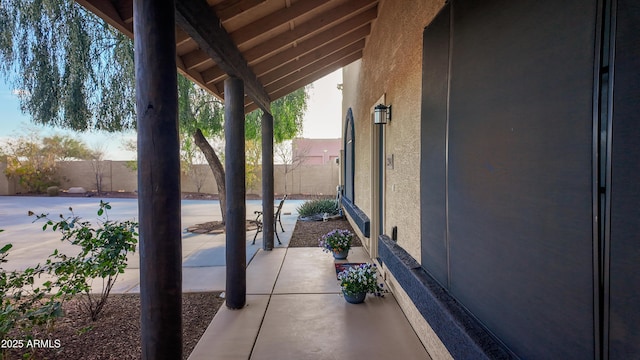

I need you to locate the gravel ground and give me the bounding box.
[3,292,224,360]
[288,218,361,247]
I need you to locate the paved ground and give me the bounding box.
[0,195,432,359]
[189,246,431,360]
[0,196,302,292]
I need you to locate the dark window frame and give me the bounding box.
[343,108,355,201]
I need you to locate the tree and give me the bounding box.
[89,143,108,194]
[0,0,135,131]
[1,129,95,193]
[245,139,262,193]
[275,140,310,194]
[180,135,209,194]
[42,134,95,161]
[0,0,309,222]
[120,138,138,172]
[177,74,229,222]
[179,74,309,223]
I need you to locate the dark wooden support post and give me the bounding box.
[261,111,275,251]
[225,76,246,309]
[133,1,182,359]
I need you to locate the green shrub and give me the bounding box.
[46,186,59,196]
[297,198,338,217]
[0,201,139,349]
[0,232,63,349]
[31,201,138,321]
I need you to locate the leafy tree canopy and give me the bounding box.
[179,74,309,143]
[244,88,309,143]
[1,129,96,192]
[2,129,95,162]
[0,0,308,141]
[0,0,135,131]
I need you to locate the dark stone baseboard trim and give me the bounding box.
[378,235,514,359]
[341,197,370,237]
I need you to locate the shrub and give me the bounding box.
[5,155,59,193]
[46,186,59,196]
[0,231,63,348]
[296,198,338,217]
[31,201,138,321]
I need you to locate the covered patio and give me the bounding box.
[74,0,381,358]
[188,246,428,359]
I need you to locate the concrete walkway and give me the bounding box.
[0,196,430,359]
[189,247,430,360]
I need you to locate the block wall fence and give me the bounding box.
[0,160,340,197]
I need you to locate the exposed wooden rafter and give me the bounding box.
[77,0,379,113]
[260,39,366,88]
[242,0,376,64]
[229,0,330,45]
[175,0,271,113]
[254,25,370,78]
[200,8,375,86]
[214,0,267,22]
[244,50,362,113]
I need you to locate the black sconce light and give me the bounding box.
[374,104,392,125]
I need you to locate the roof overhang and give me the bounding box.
[76,0,378,114]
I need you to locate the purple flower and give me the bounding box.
[318,229,354,254]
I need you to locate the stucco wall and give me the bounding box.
[56,161,139,193]
[342,60,371,218]
[341,2,448,356]
[274,163,340,196]
[342,0,445,261]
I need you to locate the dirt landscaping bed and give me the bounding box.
[3,292,224,360]
[288,217,362,248]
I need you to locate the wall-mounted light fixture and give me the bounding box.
[374,104,392,125]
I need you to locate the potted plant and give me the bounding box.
[319,229,353,259]
[337,263,385,304]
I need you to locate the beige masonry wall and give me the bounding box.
[341,1,447,356]
[0,162,14,195]
[56,161,139,193]
[0,161,339,196]
[342,0,445,262]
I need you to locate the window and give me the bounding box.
[343,108,355,201]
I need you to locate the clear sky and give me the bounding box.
[301,69,343,139]
[0,69,343,160]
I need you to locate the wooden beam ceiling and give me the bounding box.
[77,0,379,113]
[229,0,331,46]
[175,0,272,113]
[214,0,267,21]
[200,7,376,86]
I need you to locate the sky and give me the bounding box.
[0,69,343,160]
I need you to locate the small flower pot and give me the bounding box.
[333,249,349,260]
[343,291,366,304]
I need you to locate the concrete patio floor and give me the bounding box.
[189,246,430,360]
